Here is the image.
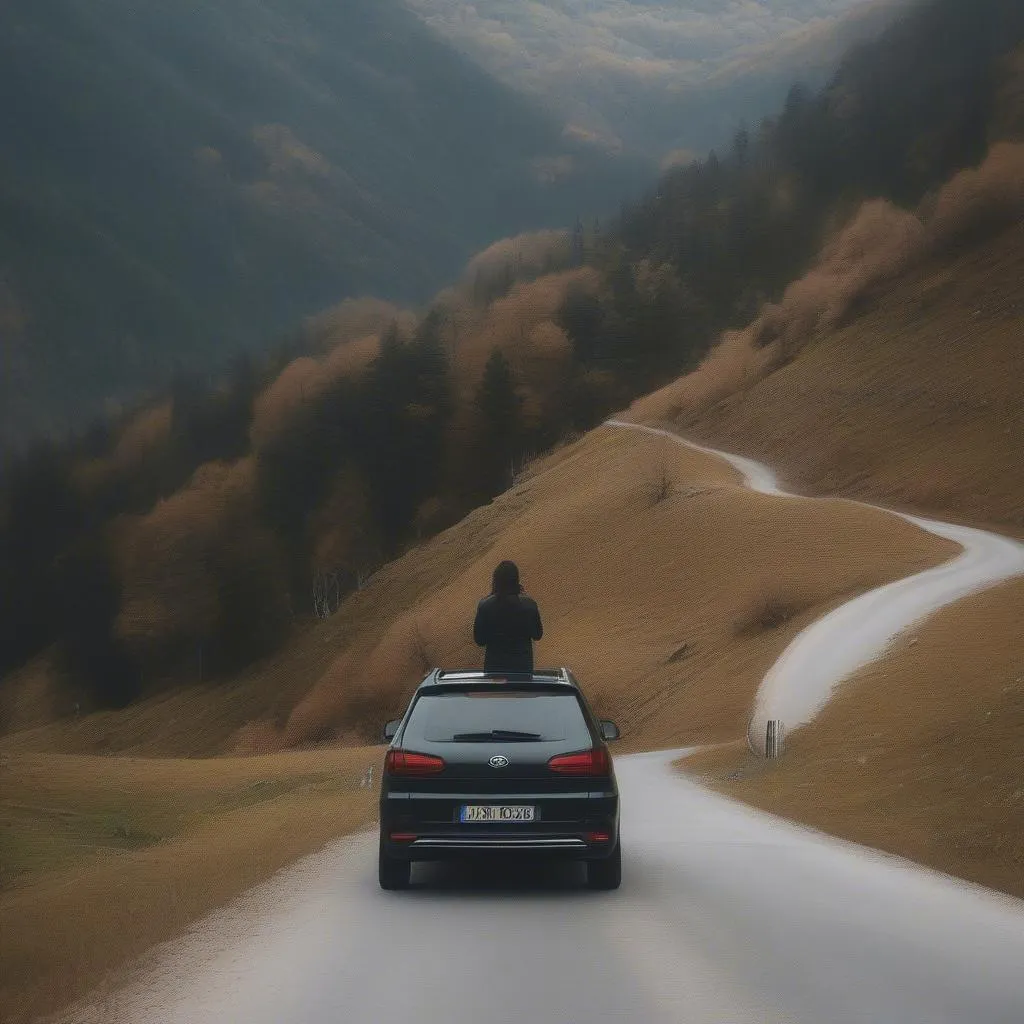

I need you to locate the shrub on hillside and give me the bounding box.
[733,593,811,636]
[924,141,1024,248]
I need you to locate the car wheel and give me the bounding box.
[586,840,621,891]
[378,844,411,890]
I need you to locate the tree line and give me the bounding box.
[0,290,621,712]
[573,0,1024,401]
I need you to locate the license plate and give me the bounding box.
[459,804,536,823]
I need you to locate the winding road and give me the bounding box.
[605,419,1024,750]
[64,421,1024,1024]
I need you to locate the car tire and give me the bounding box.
[586,839,621,890]
[378,844,411,890]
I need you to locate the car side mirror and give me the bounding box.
[383,719,401,742]
[599,720,620,741]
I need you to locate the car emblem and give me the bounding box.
[488,755,509,768]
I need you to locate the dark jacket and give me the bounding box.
[473,593,543,673]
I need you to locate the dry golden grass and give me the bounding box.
[0,746,380,1024]
[3,421,959,760]
[627,221,1024,532]
[680,576,1024,902]
[276,423,957,750]
[626,141,1024,533]
[625,170,1024,906]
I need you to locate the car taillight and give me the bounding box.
[384,750,446,775]
[548,747,611,775]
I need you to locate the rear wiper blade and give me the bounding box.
[451,729,543,742]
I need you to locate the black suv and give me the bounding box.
[378,668,621,891]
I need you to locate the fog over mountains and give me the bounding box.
[405,0,907,159]
[0,0,905,445]
[0,0,645,444]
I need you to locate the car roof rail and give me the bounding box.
[432,668,575,685]
[534,667,572,681]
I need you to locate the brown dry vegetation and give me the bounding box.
[303,296,414,351]
[680,576,1024,901]
[0,747,379,1024]
[448,267,598,395]
[108,404,174,473]
[448,228,571,301]
[0,423,957,760]
[627,143,1024,531]
[248,232,583,471]
[615,140,1024,904]
[249,313,392,454]
[70,402,174,497]
[990,42,1024,143]
[276,425,957,751]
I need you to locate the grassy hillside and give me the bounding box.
[622,178,1023,897]
[1,424,960,759]
[683,574,1024,903]
[625,194,1024,533]
[2,0,1020,754]
[0,746,379,1023]
[0,410,953,1018]
[0,0,647,445]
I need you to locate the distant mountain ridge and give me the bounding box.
[404,0,909,159]
[0,0,648,446]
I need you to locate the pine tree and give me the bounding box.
[476,349,523,498]
[570,217,585,268]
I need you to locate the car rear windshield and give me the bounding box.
[403,688,593,745]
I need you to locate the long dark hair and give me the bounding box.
[491,560,523,597]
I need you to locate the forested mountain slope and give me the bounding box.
[0,0,645,444]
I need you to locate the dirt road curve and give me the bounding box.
[604,419,1024,749]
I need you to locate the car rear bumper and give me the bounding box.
[380,829,618,861]
[379,782,619,862]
